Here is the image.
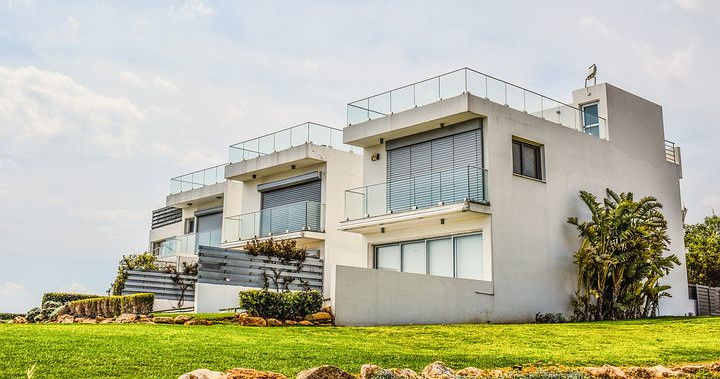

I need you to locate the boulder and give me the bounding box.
[298,320,313,326]
[153,317,174,324]
[138,315,152,323]
[586,365,626,379]
[321,305,332,313]
[241,317,267,327]
[296,365,355,379]
[678,365,704,374]
[116,313,137,323]
[645,366,681,378]
[708,362,720,371]
[284,320,297,326]
[224,368,287,379]
[57,314,75,324]
[175,315,193,324]
[267,318,282,327]
[489,370,504,377]
[74,318,87,323]
[456,368,484,378]
[305,312,333,323]
[82,318,97,324]
[184,319,213,326]
[100,318,114,324]
[360,365,419,379]
[178,369,226,379]
[11,316,27,324]
[421,362,454,379]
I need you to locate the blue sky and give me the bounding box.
[0,0,718,312]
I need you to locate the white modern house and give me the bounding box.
[139,68,694,325]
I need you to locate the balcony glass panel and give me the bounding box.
[506,84,525,111]
[169,163,228,195]
[414,78,439,107]
[391,85,415,113]
[157,228,221,257]
[223,201,325,243]
[486,76,506,104]
[439,69,466,100]
[466,71,487,98]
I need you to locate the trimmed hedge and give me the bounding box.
[42,293,100,307]
[0,313,24,320]
[239,290,323,320]
[69,293,154,317]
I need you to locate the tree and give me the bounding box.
[568,189,680,321]
[108,253,158,295]
[163,261,198,308]
[243,238,309,292]
[685,214,720,287]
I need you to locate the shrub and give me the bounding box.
[69,293,154,317]
[239,289,323,319]
[25,307,42,322]
[0,313,24,320]
[108,253,158,295]
[535,312,569,323]
[41,293,100,308]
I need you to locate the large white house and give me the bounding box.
[140,68,694,325]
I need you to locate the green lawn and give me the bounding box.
[3,317,720,379]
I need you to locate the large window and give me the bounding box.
[512,139,543,180]
[582,103,600,138]
[374,233,485,280]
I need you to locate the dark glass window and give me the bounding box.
[512,140,543,180]
[582,103,600,138]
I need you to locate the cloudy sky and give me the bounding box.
[1,0,718,312]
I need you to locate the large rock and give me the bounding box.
[360,364,419,379]
[153,317,174,324]
[11,316,27,324]
[586,365,626,379]
[241,317,267,327]
[678,365,704,374]
[284,320,297,326]
[100,318,114,324]
[296,366,354,379]
[57,314,75,324]
[82,318,97,324]
[175,315,193,324]
[456,368,484,378]
[185,319,213,326]
[305,312,333,323]
[627,366,681,378]
[421,362,454,379]
[178,369,226,379]
[267,318,282,327]
[298,320,313,326]
[116,313,137,323]
[224,368,287,379]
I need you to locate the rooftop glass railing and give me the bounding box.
[228,122,360,163]
[223,201,325,243]
[345,166,488,221]
[665,140,680,164]
[153,228,222,257]
[170,163,228,195]
[347,68,608,139]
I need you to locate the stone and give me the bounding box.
[678,365,704,374]
[100,318,114,324]
[175,315,193,324]
[184,319,213,326]
[305,312,333,323]
[296,365,355,379]
[74,318,87,323]
[241,317,267,327]
[360,365,419,379]
[298,320,313,326]
[224,368,287,379]
[489,370,504,377]
[267,318,282,327]
[284,320,297,326]
[456,368,484,378]
[321,305,332,313]
[421,362,454,379]
[11,316,27,324]
[178,368,226,379]
[708,362,720,371]
[95,316,106,323]
[646,366,681,378]
[82,318,97,324]
[153,316,174,324]
[57,314,74,324]
[116,313,137,323]
[138,315,152,323]
[586,365,626,379]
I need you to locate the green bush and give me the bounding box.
[0,313,24,320]
[41,293,100,308]
[239,290,323,319]
[69,293,154,317]
[535,312,569,323]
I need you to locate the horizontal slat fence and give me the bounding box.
[123,270,196,302]
[690,284,720,316]
[198,246,323,291]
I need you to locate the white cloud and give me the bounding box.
[64,282,91,294]
[0,282,25,296]
[169,0,214,20]
[70,208,146,222]
[152,76,178,90]
[120,70,146,87]
[579,16,611,35]
[0,65,145,159]
[66,16,80,31]
[702,195,720,210]
[674,0,703,10]
[642,48,693,81]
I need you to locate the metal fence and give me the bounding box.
[123,270,197,302]
[198,246,323,291]
[689,284,720,316]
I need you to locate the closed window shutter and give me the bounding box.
[260,180,321,235]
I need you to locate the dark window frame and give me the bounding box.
[581,102,600,138]
[512,139,543,181]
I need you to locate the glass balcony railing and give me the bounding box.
[347,68,608,139]
[170,163,228,195]
[228,122,360,163]
[154,228,222,257]
[223,201,325,243]
[345,166,488,221]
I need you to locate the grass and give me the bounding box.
[2,317,720,379]
[152,312,238,322]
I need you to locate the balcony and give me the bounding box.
[344,166,488,222]
[154,228,222,257]
[228,122,360,163]
[223,201,325,244]
[169,163,228,195]
[347,67,607,139]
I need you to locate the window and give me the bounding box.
[374,233,486,280]
[582,103,600,138]
[512,139,543,180]
[184,218,196,234]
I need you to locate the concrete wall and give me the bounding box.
[334,265,494,326]
[194,282,249,313]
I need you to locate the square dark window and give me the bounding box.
[512,139,543,180]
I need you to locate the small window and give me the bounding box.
[582,103,600,138]
[512,139,543,180]
[184,218,196,234]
